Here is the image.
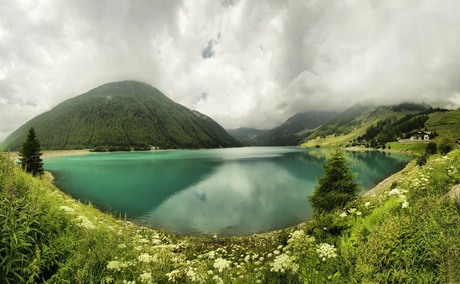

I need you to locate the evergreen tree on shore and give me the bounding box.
[309,150,360,214]
[19,127,44,176]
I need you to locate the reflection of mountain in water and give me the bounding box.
[46,153,216,217]
[45,147,412,236]
[137,161,315,236]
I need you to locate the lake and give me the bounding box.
[44,147,412,236]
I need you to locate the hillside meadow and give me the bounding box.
[1,149,459,283]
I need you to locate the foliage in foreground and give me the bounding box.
[19,127,44,177]
[1,150,459,283]
[309,150,360,214]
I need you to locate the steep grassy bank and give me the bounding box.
[1,150,459,283]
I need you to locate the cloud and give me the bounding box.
[1,0,460,141]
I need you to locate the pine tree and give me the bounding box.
[309,149,360,214]
[19,127,44,176]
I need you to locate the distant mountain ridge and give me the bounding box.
[226,128,268,146]
[253,111,338,146]
[1,81,241,151]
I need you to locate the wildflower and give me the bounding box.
[348,208,357,213]
[364,202,371,207]
[270,253,299,273]
[186,268,198,282]
[267,253,273,258]
[316,243,338,261]
[166,270,181,282]
[288,230,305,243]
[273,250,281,255]
[356,211,362,216]
[138,253,155,263]
[212,275,224,284]
[107,260,122,271]
[388,188,400,196]
[139,272,152,284]
[59,205,75,213]
[339,212,347,218]
[138,238,150,244]
[207,250,216,259]
[213,257,231,273]
[401,201,409,209]
[76,215,95,229]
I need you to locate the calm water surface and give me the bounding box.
[44,147,412,236]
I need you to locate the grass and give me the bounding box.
[1,149,459,283]
[426,108,460,140]
[386,141,427,155]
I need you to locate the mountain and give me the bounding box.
[254,111,338,146]
[301,103,453,148]
[0,81,241,151]
[226,128,267,146]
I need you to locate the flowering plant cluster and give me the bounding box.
[316,243,338,262]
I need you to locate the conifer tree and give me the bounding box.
[19,127,44,176]
[309,150,360,214]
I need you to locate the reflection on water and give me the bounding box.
[45,147,412,236]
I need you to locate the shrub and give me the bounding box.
[425,141,437,155]
[439,138,453,156]
[309,150,360,214]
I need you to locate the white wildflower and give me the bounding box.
[288,230,305,243]
[186,268,198,282]
[388,188,400,196]
[213,257,231,273]
[364,202,371,207]
[316,243,338,261]
[138,253,155,263]
[76,215,95,229]
[348,208,357,213]
[107,260,122,271]
[139,272,152,284]
[270,253,298,273]
[339,212,347,218]
[207,250,216,259]
[212,275,224,284]
[401,201,409,209]
[166,269,181,282]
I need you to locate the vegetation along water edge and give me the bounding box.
[1,144,459,283]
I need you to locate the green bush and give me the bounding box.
[309,150,360,214]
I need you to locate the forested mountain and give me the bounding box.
[301,103,437,147]
[0,81,241,151]
[226,128,267,146]
[253,111,338,146]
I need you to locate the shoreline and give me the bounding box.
[4,146,417,238]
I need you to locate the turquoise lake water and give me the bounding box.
[44,147,412,236]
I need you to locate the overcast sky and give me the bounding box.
[1,0,460,141]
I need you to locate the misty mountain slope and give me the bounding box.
[0,81,241,151]
[301,103,430,147]
[253,111,338,146]
[226,128,268,146]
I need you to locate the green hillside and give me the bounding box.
[0,81,241,151]
[253,111,338,146]
[301,103,433,148]
[426,107,460,140]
